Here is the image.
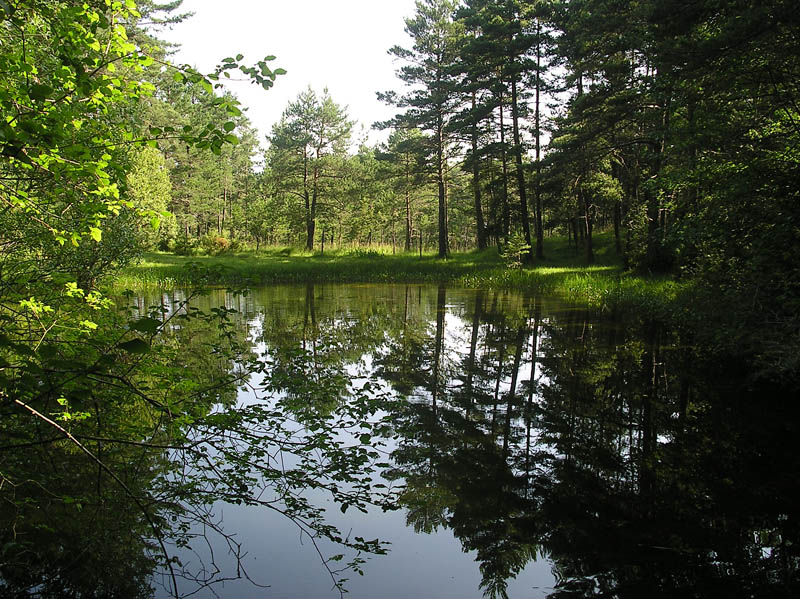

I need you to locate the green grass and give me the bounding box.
[114,233,684,314]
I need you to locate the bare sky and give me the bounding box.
[159,0,418,147]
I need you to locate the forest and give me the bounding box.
[1,0,799,597]
[2,0,797,334]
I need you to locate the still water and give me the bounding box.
[3,283,796,598]
[146,284,561,598]
[147,283,798,599]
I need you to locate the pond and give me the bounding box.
[3,283,798,598]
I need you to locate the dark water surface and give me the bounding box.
[4,283,797,598]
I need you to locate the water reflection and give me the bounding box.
[0,437,161,596]
[245,283,799,598]
[2,284,798,598]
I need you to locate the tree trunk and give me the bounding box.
[464,290,483,416]
[405,156,413,252]
[498,95,510,244]
[611,161,623,255]
[525,297,541,490]
[534,22,544,259]
[437,113,449,258]
[303,150,312,250]
[491,330,505,439]
[646,92,672,268]
[431,285,446,415]
[510,75,532,263]
[471,92,487,250]
[307,164,318,251]
[503,326,526,456]
[581,187,594,264]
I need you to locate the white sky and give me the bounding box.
[159,0,418,147]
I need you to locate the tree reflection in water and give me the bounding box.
[373,286,800,599]
[2,284,797,598]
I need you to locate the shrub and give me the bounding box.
[501,232,531,268]
[350,248,382,258]
[199,235,230,255]
[173,235,199,256]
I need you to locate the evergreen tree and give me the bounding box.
[380,0,465,258]
[377,129,428,251]
[268,88,352,250]
[458,0,537,260]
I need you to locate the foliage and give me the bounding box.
[379,0,465,258]
[500,231,531,269]
[267,87,353,251]
[127,145,176,249]
[3,0,800,594]
[0,2,404,597]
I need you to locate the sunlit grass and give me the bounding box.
[114,232,684,314]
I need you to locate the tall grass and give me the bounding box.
[114,233,684,314]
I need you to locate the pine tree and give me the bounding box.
[268,88,352,250]
[380,0,464,258]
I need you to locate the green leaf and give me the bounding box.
[28,84,54,102]
[38,345,58,359]
[117,339,150,354]
[79,320,98,331]
[130,317,161,334]
[223,121,236,132]
[0,0,16,18]
[89,227,102,242]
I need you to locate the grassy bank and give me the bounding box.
[114,233,685,314]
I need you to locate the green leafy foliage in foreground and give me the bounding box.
[0,2,345,597]
[1,291,396,597]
